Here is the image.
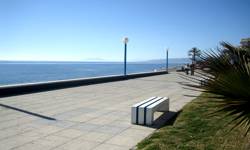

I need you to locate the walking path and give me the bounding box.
[0,72,200,150]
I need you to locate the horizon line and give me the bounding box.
[0,57,189,62]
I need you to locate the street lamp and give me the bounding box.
[123,37,129,76]
[166,49,169,73]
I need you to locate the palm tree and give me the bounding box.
[188,47,201,75]
[188,47,201,64]
[189,42,250,135]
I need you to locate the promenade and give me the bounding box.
[0,72,200,150]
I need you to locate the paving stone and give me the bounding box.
[34,118,57,126]
[73,123,102,132]
[35,125,64,136]
[0,127,31,141]
[0,116,34,130]
[0,135,39,150]
[52,120,76,128]
[105,134,145,147]
[53,109,89,120]
[87,117,115,125]
[118,128,153,138]
[130,125,157,132]
[30,135,70,148]
[0,113,24,123]
[109,120,131,128]
[93,125,127,135]
[67,114,97,122]
[0,72,201,149]
[93,143,130,150]
[19,130,46,139]
[53,138,100,150]
[78,131,113,142]
[13,142,53,150]
[53,129,86,139]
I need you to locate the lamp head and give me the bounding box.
[123,37,129,44]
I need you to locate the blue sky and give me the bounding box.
[0,0,250,61]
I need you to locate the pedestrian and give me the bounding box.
[184,64,189,75]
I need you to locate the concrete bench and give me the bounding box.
[200,77,210,86]
[131,96,169,125]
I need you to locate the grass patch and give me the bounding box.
[137,93,250,150]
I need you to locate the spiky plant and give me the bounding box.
[190,42,250,135]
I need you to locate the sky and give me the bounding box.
[0,0,250,61]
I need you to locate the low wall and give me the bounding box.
[0,71,167,97]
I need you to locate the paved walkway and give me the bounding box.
[0,72,200,150]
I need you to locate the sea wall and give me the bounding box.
[0,71,167,97]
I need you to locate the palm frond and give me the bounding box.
[186,42,250,135]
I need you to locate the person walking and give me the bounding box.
[184,64,189,75]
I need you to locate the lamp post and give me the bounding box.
[166,49,169,73]
[123,37,129,76]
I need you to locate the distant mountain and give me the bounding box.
[141,58,191,64]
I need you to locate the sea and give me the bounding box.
[0,60,189,86]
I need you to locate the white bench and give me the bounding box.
[200,77,209,86]
[131,97,169,125]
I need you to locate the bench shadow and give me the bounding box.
[183,94,200,98]
[140,110,182,129]
[0,103,56,120]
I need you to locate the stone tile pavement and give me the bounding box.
[0,72,200,150]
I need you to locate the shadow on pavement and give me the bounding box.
[0,103,56,120]
[137,111,182,129]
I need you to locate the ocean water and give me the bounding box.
[0,62,184,86]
